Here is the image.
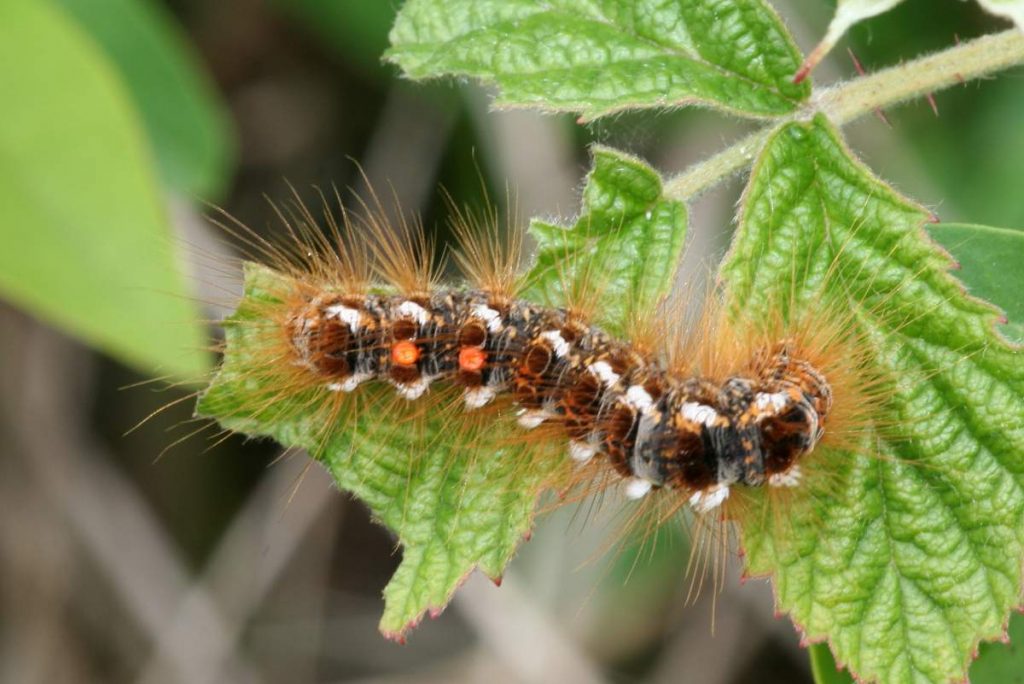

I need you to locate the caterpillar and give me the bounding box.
[189,184,880,638]
[285,274,831,511]
[198,186,874,516]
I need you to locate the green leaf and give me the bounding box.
[524,146,687,336]
[970,612,1024,683]
[0,0,207,379]
[808,606,1024,681]
[927,223,1024,343]
[387,0,809,120]
[53,0,235,197]
[810,605,1024,682]
[198,264,561,637]
[725,115,1024,684]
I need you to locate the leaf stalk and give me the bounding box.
[663,29,1024,201]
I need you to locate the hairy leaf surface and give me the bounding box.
[725,115,1024,684]
[387,0,809,119]
[526,146,687,336]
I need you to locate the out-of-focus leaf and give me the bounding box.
[387,0,809,120]
[928,223,1024,343]
[275,0,396,78]
[793,0,904,82]
[55,0,235,197]
[977,0,1024,29]
[900,83,1024,233]
[0,0,207,378]
[727,115,1024,684]
[796,0,1024,82]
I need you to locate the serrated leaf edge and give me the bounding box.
[384,0,809,121]
[728,116,1024,683]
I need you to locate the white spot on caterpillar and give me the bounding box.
[689,485,730,513]
[569,440,597,464]
[623,385,653,412]
[811,416,823,445]
[397,300,429,325]
[517,409,550,429]
[395,298,428,325]
[326,372,372,393]
[755,391,789,413]
[463,386,496,409]
[624,478,653,499]
[679,401,718,427]
[587,360,620,387]
[325,304,362,331]
[395,376,433,400]
[769,466,802,488]
[540,330,570,358]
[472,304,503,332]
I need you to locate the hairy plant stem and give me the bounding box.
[663,28,1024,201]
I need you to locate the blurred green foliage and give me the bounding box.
[0,0,212,379]
[928,223,1024,342]
[274,0,397,78]
[55,0,236,197]
[842,0,1024,230]
[809,644,855,684]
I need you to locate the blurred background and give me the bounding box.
[0,1,1021,683]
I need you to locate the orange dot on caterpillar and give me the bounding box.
[458,346,487,372]
[391,340,420,366]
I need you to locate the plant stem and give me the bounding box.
[663,29,1024,202]
[816,28,1024,122]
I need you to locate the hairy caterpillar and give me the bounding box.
[188,182,882,637]
[284,267,832,509]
